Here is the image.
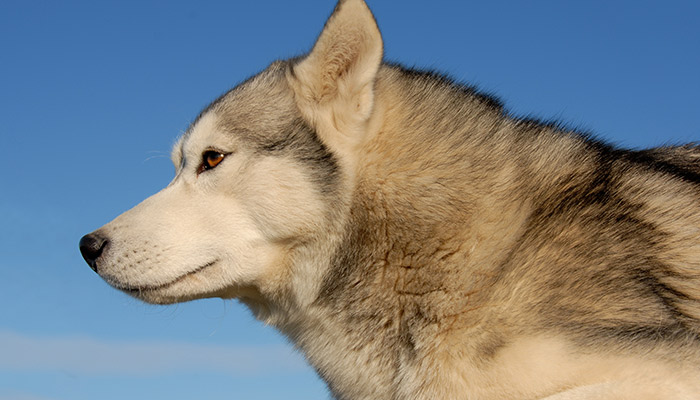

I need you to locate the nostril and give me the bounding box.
[79,233,109,273]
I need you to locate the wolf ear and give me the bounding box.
[290,0,383,155]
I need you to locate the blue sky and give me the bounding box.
[1,1,698,399]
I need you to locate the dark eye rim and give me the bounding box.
[197,149,229,175]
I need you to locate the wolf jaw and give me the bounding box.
[80,0,700,398]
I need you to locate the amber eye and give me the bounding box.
[198,150,226,174]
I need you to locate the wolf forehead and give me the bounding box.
[177,62,341,194]
[180,63,294,149]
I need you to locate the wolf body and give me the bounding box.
[79,1,700,398]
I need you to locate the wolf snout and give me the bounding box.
[79,233,109,272]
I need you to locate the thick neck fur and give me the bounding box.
[263,65,700,399]
[270,66,541,398]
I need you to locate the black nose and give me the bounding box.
[79,233,108,272]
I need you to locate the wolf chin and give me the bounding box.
[80,0,700,398]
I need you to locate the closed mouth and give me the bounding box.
[108,260,219,293]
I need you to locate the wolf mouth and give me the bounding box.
[108,259,219,293]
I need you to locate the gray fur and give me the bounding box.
[81,1,700,398]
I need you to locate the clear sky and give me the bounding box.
[1,1,698,399]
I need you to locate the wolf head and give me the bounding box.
[79,0,383,308]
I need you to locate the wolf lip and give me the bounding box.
[111,259,219,293]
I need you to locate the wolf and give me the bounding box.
[79,0,700,398]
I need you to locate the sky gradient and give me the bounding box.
[1,1,699,399]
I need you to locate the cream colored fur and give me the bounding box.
[290,0,382,178]
[83,0,700,398]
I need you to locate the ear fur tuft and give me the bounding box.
[289,0,383,158]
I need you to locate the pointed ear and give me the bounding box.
[289,0,383,149]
